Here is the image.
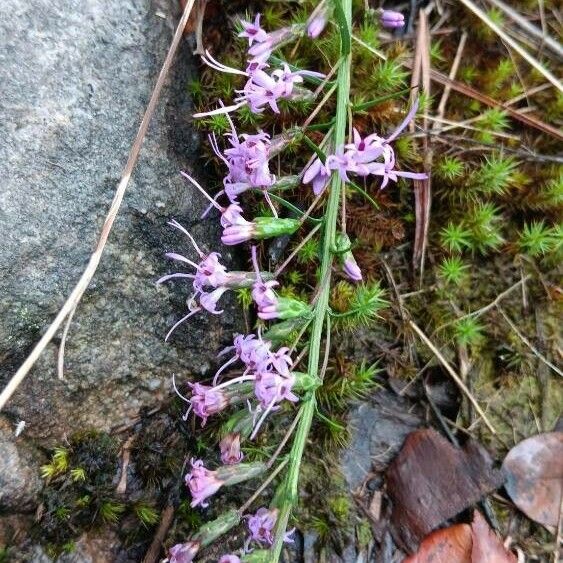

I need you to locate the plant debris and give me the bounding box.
[502,431,563,530]
[386,428,503,552]
[405,510,517,562]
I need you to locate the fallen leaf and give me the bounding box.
[470,511,516,562]
[404,511,517,563]
[387,429,503,552]
[502,431,563,529]
[403,523,472,563]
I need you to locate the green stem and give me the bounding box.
[270,1,352,559]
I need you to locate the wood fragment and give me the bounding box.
[116,435,135,494]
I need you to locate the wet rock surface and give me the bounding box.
[0,0,242,442]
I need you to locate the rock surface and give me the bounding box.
[0,420,43,512]
[0,0,242,442]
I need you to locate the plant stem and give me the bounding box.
[269,1,352,558]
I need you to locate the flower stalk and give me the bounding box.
[270,0,353,558]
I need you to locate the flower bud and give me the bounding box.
[380,10,405,29]
[167,541,200,563]
[306,4,331,38]
[335,233,362,282]
[254,217,301,239]
[342,254,363,282]
[220,432,243,465]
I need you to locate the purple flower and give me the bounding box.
[185,459,223,508]
[219,556,241,563]
[247,507,278,545]
[219,433,243,465]
[199,286,229,314]
[214,333,271,383]
[380,10,405,29]
[325,99,428,189]
[254,371,298,409]
[238,14,268,46]
[251,245,280,316]
[268,346,293,376]
[167,541,200,563]
[189,383,228,426]
[303,156,331,195]
[257,296,311,321]
[342,255,363,282]
[247,25,298,62]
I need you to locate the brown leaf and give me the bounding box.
[403,523,473,563]
[502,431,563,529]
[404,511,517,563]
[470,511,516,563]
[386,429,503,552]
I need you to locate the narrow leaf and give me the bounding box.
[333,0,351,56]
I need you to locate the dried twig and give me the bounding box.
[0,0,197,412]
[116,435,135,494]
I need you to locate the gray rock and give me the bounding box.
[0,0,243,441]
[0,420,43,512]
[341,390,422,491]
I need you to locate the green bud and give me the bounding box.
[254,217,301,240]
[262,317,308,342]
[334,232,352,255]
[293,371,321,392]
[192,509,240,547]
[216,461,267,487]
[275,296,312,320]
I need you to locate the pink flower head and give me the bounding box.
[214,333,269,383]
[219,556,241,563]
[189,383,228,425]
[380,10,405,29]
[303,156,331,195]
[326,99,428,188]
[247,507,278,546]
[238,14,268,46]
[192,252,229,290]
[185,459,223,507]
[219,432,244,465]
[254,371,298,409]
[168,541,200,563]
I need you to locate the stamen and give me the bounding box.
[156,272,196,284]
[180,171,224,211]
[168,220,204,257]
[165,309,200,342]
[250,396,277,440]
[165,252,200,269]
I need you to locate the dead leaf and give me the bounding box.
[470,511,516,563]
[387,429,503,552]
[502,431,563,529]
[404,511,517,563]
[403,523,472,563]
